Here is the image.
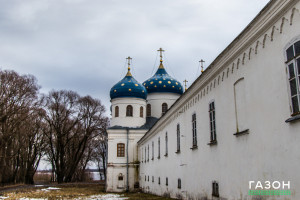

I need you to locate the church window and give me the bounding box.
[152,141,154,160]
[141,147,143,163]
[117,143,125,157]
[166,177,168,186]
[176,124,180,153]
[115,106,119,117]
[158,177,161,185]
[145,147,146,162]
[148,176,149,182]
[118,174,123,181]
[140,106,143,118]
[212,181,219,197]
[192,113,197,148]
[158,137,160,159]
[162,103,168,115]
[178,178,181,189]
[126,105,133,117]
[209,101,217,143]
[152,176,154,182]
[165,132,168,156]
[147,144,149,161]
[286,41,300,116]
[147,104,151,117]
[145,175,146,181]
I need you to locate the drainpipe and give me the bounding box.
[126,128,129,192]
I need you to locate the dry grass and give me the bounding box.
[0,183,172,200]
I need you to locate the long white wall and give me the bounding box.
[138,1,300,199]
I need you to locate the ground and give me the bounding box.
[0,183,172,200]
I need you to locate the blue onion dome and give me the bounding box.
[110,58,147,100]
[143,60,183,95]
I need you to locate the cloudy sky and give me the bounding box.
[0,0,270,115]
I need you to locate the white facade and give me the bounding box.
[138,0,300,199]
[110,98,146,128]
[147,93,180,118]
[107,0,300,199]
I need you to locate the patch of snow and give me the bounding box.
[86,194,128,200]
[41,187,60,192]
[34,185,44,187]
[19,198,45,200]
[0,196,8,199]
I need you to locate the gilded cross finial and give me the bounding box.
[199,59,205,73]
[157,48,165,62]
[183,79,188,91]
[126,56,132,76]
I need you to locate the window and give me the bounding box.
[115,106,119,117]
[152,141,154,160]
[117,143,125,157]
[140,106,143,118]
[126,105,133,116]
[141,147,143,163]
[166,177,168,186]
[145,175,146,181]
[192,113,197,147]
[178,179,181,189]
[158,177,161,185]
[212,181,219,197]
[147,104,151,117]
[158,137,160,159]
[147,144,149,161]
[144,147,146,162]
[162,103,168,115]
[176,124,180,153]
[152,176,154,182]
[286,41,300,116]
[209,101,217,143]
[148,176,149,182]
[165,132,168,156]
[118,174,123,181]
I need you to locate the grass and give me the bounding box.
[0,183,172,200]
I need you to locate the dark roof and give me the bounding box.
[108,117,158,130]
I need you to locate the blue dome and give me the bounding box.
[143,62,183,95]
[110,72,147,100]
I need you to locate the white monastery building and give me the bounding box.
[106,0,300,199]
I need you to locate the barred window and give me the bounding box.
[286,41,300,116]
[212,181,219,197]
[178,178,181,189]
[209,101,217,142]
[147,104,151,117]
[166,177,168,186]
[192,113,197,147]
[176,124,180,152]
[117,143,125,157]
[162,103,168,115]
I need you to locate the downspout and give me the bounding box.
[126,128,129,192]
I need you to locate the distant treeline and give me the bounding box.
[0,69,108,185]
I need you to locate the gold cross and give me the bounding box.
[126,56,132,69]
[199,59,205,73]
[183,79,188,91]
[157,48,165,62]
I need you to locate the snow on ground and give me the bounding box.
[0,196,8,199]
[86,194,128,200]
[41,187,61,192]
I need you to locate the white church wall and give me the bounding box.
[106,129,147,192]
[147,93,181,118]
[110,98,146,127]
[138,1,300,199]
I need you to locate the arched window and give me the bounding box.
[126,105,133,117]
[117,143,125,157]
[286,40,300,116]
[115,106,119,117]
[118,173,123,181]
[162,103,168,115]
[140,106,143,118]
[146,104,151,117]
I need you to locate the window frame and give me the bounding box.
[162,103,168,115]
[176,124,180,153]
[126,105,133,117]
[115,106,119,117]
[212,181,219,197]
[192,113,197,148]
[147,104,151,117]
[140,106,144,118]
[165,132,168,156]
[285,40,300,116]
[117,143,125,157]
[208,101,217,144]
[158,137,160,159]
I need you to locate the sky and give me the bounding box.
[0,0,270,116]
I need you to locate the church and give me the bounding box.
[106,0,300,199]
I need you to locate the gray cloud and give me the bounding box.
[0,0,270,115]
